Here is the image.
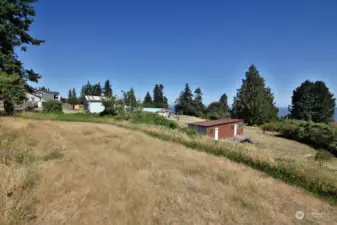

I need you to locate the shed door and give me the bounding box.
[234,124,237,135]
[214,127,219,140]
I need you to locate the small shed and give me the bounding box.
[84,95,105,113]
[188,119,244,140]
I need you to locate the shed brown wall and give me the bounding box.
[205,122,243,139]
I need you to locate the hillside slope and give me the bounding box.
[0,118,336,225]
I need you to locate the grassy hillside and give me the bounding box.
[1,118,336,224]
[18,112,337,203]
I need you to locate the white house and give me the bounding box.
[25,92,43,108]
[143,108,170,118]
[84,95,105,113]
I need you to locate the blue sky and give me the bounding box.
[19,0,337,107]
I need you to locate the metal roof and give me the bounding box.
[189,119,244,127]
[35,89,60,95]
[84,95,105,101]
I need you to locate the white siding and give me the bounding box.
[88,102,104,113]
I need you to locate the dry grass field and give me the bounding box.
[0,118,336,225]
[244,126,337,170]
[172,115,337,169]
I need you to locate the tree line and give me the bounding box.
[174,65,335,125]
[1,1,335,125]
[67,80,169,110]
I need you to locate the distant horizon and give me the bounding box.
[20,1,337,108]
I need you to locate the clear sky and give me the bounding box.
[19,0,337,107]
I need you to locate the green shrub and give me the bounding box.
[262,120,337,156]
[129,112,178,129]
[42,100,63,113]
[179,127,198,137]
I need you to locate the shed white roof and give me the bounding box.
[84,95,105,101]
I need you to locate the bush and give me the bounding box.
[42,100,63,113]
[130,112,178,129]
[179,127,198,137]
[262,120,337,156]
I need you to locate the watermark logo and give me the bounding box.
[295,211,305,220]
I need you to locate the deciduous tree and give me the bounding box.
[289,80,335,123]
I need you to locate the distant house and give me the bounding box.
[331,122,337,126]
[26,92,43,108]
[143,108,170,118]
[35,89,60,102]
[83,95,105,113]
[188,119,244,140]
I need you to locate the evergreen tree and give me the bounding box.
[205,93,230,120]
[68,89,72,99]
[72,88,77,99]
[143,91,153,107]
[192,87,205,117]
[290,80,335,123]
[0,72,26,115]
[92,82,102,96]
[175,83,196,115]
[68,88,79,110]
[0,0,44,114]
[153,84,168,108]
[163,96,168,109]
[126,88,137,109]
[103,80,113,97]
[232,65,278,125]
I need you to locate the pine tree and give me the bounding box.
[205,93,230,120]
[103,80,113,97]
[175,83,196,115]
[153,84,168,108]
[68,88,79,110]
[0,0,44,114]
[163,96,168,109]
[126,88,137,109]
[92,83,102,96]
[192,87,205,117]
[219,93,229,112]
[232,65,278,125]
[72,88,77,99]
[68,89,72,99]
[290,80,335,123]
[143,91,153,107]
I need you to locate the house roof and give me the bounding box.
[189,119,244,127]
[26,92,42,99]
[331,122,337,126]
[84,95,105,101]
[35,89,59,95]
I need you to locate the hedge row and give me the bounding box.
[262,120,337,156]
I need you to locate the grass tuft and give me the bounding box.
[43,150,64,161]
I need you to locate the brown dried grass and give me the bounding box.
[0,118,336,224]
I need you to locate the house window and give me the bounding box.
[210,128,214,135]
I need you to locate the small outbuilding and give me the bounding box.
[188,119,244,140]
[84,95,105,113]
